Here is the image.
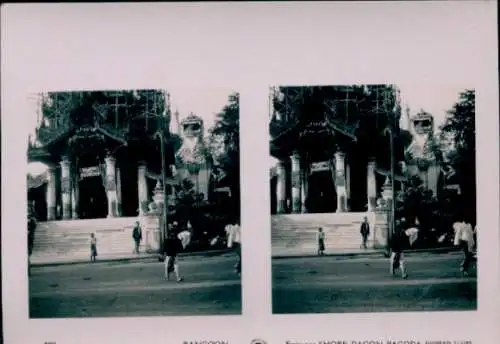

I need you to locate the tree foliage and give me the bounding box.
[395,175,456,247]
[396,175,437,226]
[208,92,240,220]
[439,89,476,223]
[394,90,476,247]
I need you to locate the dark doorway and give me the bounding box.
[27,184,47,221]
[79,176,107,219]
[348,160,368,212]
[120,164,139,217]
[270,176,277,214]
[307,170,336,213]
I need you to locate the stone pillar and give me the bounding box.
[60,158,72,220]
[141,182,164,253]
[334,151,347,213]
[137,162,149,216]
[105,155,118,218]
[367,159,377,211]
[301,168,308,213]
[276,159,287,214]
[71,177,79,219]
[290,151,302,214]
[116,166,122,216]
[46,165,57,221]
[373,202,390,250]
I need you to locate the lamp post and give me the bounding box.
[383,86,398,245]
[160,121,169,244]
[156,98,170,249]
[389,125,396,238]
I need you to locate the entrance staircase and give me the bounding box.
[31,217,141,264]
[271,212,377,256]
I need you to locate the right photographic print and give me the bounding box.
[269,85,477,314]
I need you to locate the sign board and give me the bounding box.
[310,161,330,173]
[80,166,101,179]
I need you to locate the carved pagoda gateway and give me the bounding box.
[269,85,409,215]
[269,85,409,253]
[27,90,179,222]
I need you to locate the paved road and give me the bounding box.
[29,253,241,318]
[272,252,477,314]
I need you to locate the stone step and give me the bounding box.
[272,212,378,255]
[31,217,148,262]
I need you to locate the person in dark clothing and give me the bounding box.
[389,229,408,279]
[163,231,184,282]
[132,221,142,254]
[90,233,98,262]
[317,227,325,256]
[27,216,36,256]
[27,216,37,276]
[360,216,370,249]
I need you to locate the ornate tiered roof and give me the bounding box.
[181,113,203,125]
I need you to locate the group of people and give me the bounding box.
[160,220,241,282]
[316,215,477,279]
[87,219,242,282]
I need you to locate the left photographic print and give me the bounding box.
[26,89,242,317]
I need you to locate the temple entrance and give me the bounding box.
[79,176,107,219]
[307,170,336,213]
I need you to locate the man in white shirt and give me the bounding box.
[453,219,475,275]
[177,229,192,250]
[226,223,241,275]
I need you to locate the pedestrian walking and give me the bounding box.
[317,228,325,255]
[226,222,241,275]
[389,228,408,279]
[90,233,98,262]
[360,216,370,249]
[453,218,475,276]
[163,231,184,282]
[132,221,142,254]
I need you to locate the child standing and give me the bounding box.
[317,228,325,256]
[90,233,97,262]
[360,216,370,249]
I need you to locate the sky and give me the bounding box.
[397,83,469,131]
